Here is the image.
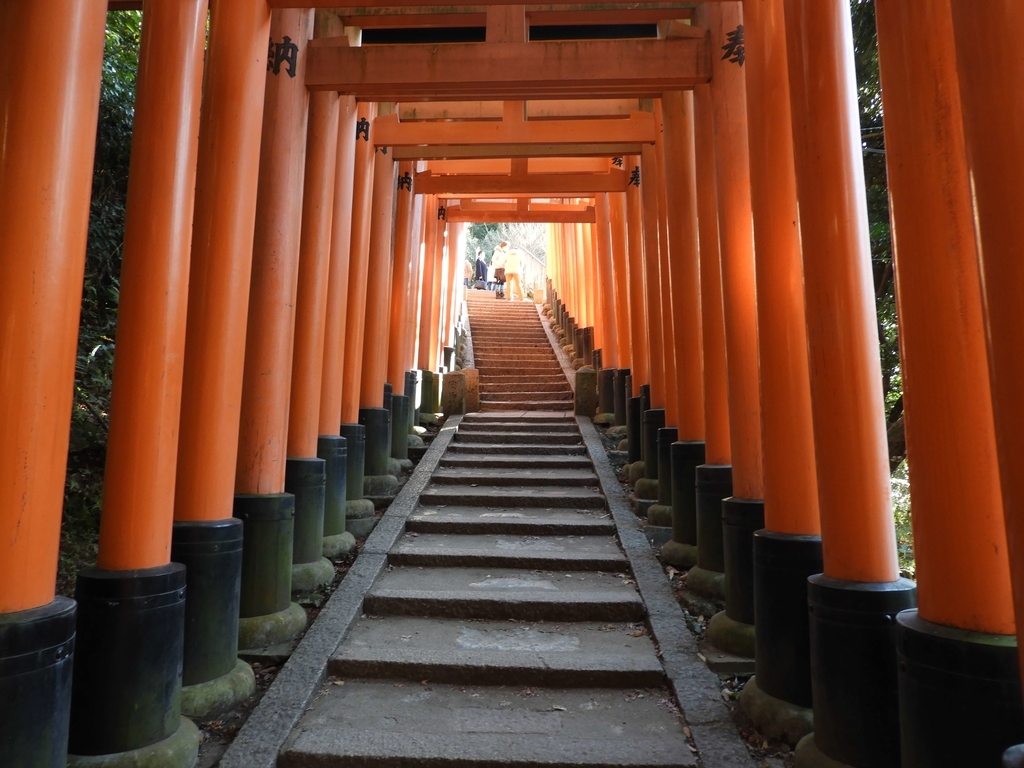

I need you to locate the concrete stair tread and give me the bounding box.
[461,410,573,418]
[441,454,593,469]
[364,566,643,621]
[407,506,615,535]
[419,485,604,507]
[331,616,663,687]
[447,443,586,456]
[388,533,626,569]
[458,422,577,432]
[281,681,694,768]
[456,431,581,445]
[431,468,597,486]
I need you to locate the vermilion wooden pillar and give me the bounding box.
[319,95,358,437]
[595,194,618,369]
[639,144,666,412]
[625,156,650,397]
[659,90,707,571]
[0,3,105,764]
[416,194,440,371]
[702,2,766,662]
[875,1,1021,763]
[654,100,679,430]
[387,161,420,391]
[609,192,633,372]
[783,0,916,764]
[340,102,378,425]
[425,211,447,375]
[358,136,398,492]
[947,3,1024,731]
[737,0,822,736]
[686,81,734,607]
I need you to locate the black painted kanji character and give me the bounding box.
[269,36,299,78]
[629,166,641,187]
[398,172,412,191]
[356,117,370,142]
[721,25,745,66]
[438,206,447,221]
[612,157,624,167]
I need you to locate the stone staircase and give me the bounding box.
[466,291,574,412]
[279,417,695,763]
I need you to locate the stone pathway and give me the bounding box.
[467,292,574,412]
[225,294,754,768]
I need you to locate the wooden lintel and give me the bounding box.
[415,168,628,195]
[373,111,654,147]
[273,1,703,8]
[306,37,710,98]
[391,142,642,160]
[445,205,597,224]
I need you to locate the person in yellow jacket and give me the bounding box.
[504,247,524,301]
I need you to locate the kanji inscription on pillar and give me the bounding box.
[438,206,447,220]
[721,25,745,66]
[356,117,370,142]
[398,172,412,191]
[629,166,641,187]
[268,36,299,77]
[612,157,624,167]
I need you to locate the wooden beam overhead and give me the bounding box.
[444,204,597,224]
[391,142,641,160]
[306,37,710,99]
[272,1,702,8]
[373,111,654,148]
[415,168,629,195]
[427,158,612,174]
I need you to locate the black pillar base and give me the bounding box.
[613,368,630,426]
[753,529,822,708]
[382,384,394,458]
[234,493,294,619]
[722,497,765,626]
[340,424,366,501]
[442,345,455,372]
[670,441,706,548]
[419,370,435,418]
[285,457,326,567]
[808,574,917,768]
[171,519,243,688]
[69,564,185,756]
[626,395,643,464]
[359,407,391,477]
[0,597,75,767]
[317,435,348,538]
[898,609,1023,768]
[405,370,421,428]
[696,464,732,574]
[391,394,410,461]
[639,383,651,416]
[598,367,615,414]
[642,408,666,479]
[655,427,677,506]
[592,348,603,372]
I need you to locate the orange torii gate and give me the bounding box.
[2,3,1024,768]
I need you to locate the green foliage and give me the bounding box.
[60,11,141,595]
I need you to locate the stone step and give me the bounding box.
[461,411,575,421]
[481,400,574,411]
[407,505,615,535]
[418,484,603,508]
[431,467,597,487]
[364,567,645,621]
[331,617,663,688]
[479,391,572,402]
[447,443,586,456]
[479,382,570,393]
[388,533,626,570]
[474,354,558,363]
[280,681,694,768]
[457,421,577,433]
[474,375,569,385]
[440,454,593,469]
[455,430,581,445]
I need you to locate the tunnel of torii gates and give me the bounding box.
[3,1,1024,767]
